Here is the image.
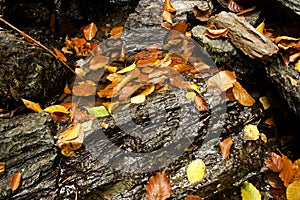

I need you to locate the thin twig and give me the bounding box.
[0,17,78,76]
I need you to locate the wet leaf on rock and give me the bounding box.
[194,95,207,112]
[280,154,295,187]
[86,106,110,118]
[264,152,283,173]
[187,159,206,183]
[244,124,260,141]
[89,55,109,70]
[193,5,211,22]
[286,180,300,200]
[163,0,176,13]
[83,22,97,40]
[10,172,21,192]
[207,70,237,92]
[162,10,173,24]
[44,105,70,114]
[54,48,67,62]
[72,82,97,96]
[21,98,43,113]
[220,137,233,158]
[203,28,229,39]
[232,82,255,106]
[146,171,172,200]
[240,181,261,200]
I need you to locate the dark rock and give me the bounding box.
[0,113,58,199]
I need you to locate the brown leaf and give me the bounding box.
[193,5,211,22]
[267,173,284,189]
[72,82,96,96]
[232,82,255,106]
[279,154,295,187]
[203,28,229,39]
[207,70,237,92]
[264,152,283,173]
[194,95,207,112]
[162,10,173,24]
[146,171,172,200]
[110,26,124,39]
[220,137,233,158]
[227,0,243,13]
[89,55,109,70]
[163,0,176,13]
[0,162,5,176]
[10,172,21,192]
[21,98,43,113]
[172,21,188,34]
[185,195,203,200]
[161,22,172,30]
[54,48,67,62]
[119,84,144,101]
[83,22,97,40]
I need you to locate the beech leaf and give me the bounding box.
[185,195,202,200]
[145,171,172,200]
[220,137,233,158]
[186,159,206,183]
[44,105,70,114]
[256,21,265,34]
[279,154,295,187]
[117,62,136,74]
[243,124,260,141]
[72,82,96,96]
[194,95,207,112]
[10,172,22,192]
[286,180,300,200]
[240,181,261,200]
[264,152,283,173]
[193,5,211,22]
[232,82,255,106]
[54,48,67,62]
[207,70,237,92]
[86,106,110,118]
[83,22,97,40]
[21,98,43,113]
[203,28,229,39]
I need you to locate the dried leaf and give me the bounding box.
[286,180,300,200]
[232,82,255,106]
[193,5,211,22]
[256,21,265,34]
[119,84,144,100]
[289,52,300,63]
[146,171,172,200]
[162,10,173,24]
[286,75,298,86]
[131,94,146,104]
[236,6,256,16]
[10,172,22,192]
[185,195,202,200]
[172,21,188,34]
[220,137,233,158]
[161,22,172,30]
[110,26,124,39]
[44,105,70,114]
[264,152,283,173]
[194,95,207,112]
[83,22,97,40]
[207,70,237,92]
[139,85,155,96]
[187,84,201,95]
[21,98,43,113]
[106,66,118,73]
[0,162,5,176]
[280,154,295,187]
[117,62,136,74]
[228,0,243,13]
[265,118,275,126]
[240,181,261,200]
[244,124,260,141]
[54,48,67,62]
[64,84,72,94]
[274,36,300,44]
[89,55,109,70]
[86,106,110,118]
[294,159,300,181]
[102,102,119,113]
[186,159,206,183]
[295,60,300,72]
[204,28,229,39]
[72,82,96,96]
[57,124,80,141]
[163,0,176,13]
[259,133,268,143]
[186,92,197,99]
[259,96,270,110]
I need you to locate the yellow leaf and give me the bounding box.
[186,92,197,99]
[286,180,300,200]
[186,159,206,183]
[117,62,136,74]
[244,124,260,141]
[187,83,201,95]
[286,75,298,86]
[44,105,70,114]
[130,94,146,104]
[256,21,265,34]
[241,181,261,200]
[295,60,300,72]
[259,96,270,110]
[57,124,81,141]
[106,66,118,73]
[232,82,255,106]
[21,98,43,113]
[139,85,155,96]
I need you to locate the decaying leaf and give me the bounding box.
[163,0,176,13]
[72,82,96,96]
[244,124,260,141]
[203,28,229,39]
[10,172,22,192]
[259,96,270,110]
[145,171,172,200]
[232,82,255,106]
[0,162,5,176]
[207,70,237,92]
[44,105,70,114]
[89,55,109,70]
[256,21,265,34]
[172,21,188,34]
[220,137,233,158]
[280,154,295,187]
[162,10,173,24]
[185,195,202,200]
[21,98,43,113]
[286,180,300,200]
[54,48,67,62]
[83,22,97,40]
[240,181,261,200]
[264,152,283,173]
[286,75,298,86]
[186,159,206,183]
[86,106,110,118]
[194,95,207,112]
[193,5,211,22]
[228,0,243,13]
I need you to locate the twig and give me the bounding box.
[0,17,78,76]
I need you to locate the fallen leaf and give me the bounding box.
[161,22,172,30]
[10,172,22,192]
[0,162,5,176]
[54,48,67,62]
[117,62,136,74]
[64,84,72,94]
[203,28,229,39]
[83,22,97,40]
[220,137,233,158]
[286,180,300,200]
[75,68,87,77]
[186,92,197,99]
[228,0,243,13]
[240,181,261,200]
[106,66,118,73]
[265,118,275,126]
[185,195,202,200]
[163,0,176,13]
[207,70,237,92]
[186,159,206,183]
[274,36,300,44]
[102,101,119,113]
[286,75,298,86]
[267,173,285,189]
[21,98,43,113]
[289,52,300,63]
[193,5,211,22]
[236,6,256,16]
[172,21,188,34]
[295,60,300,72]
[259,96,270,110]
[72,82,96,96]
[102,122,109,129]
[131,94,146,104]
[294,159,300,181]
[264,152,283,173]
[256,21,265,34]
[44,105,70,114]
[244,124,260,141]
[110,26,124,39]
[57,124,80,141]
[139,85,155,96]
[232,82,255,106]
[89,55,109,70]
[162,10,173,24]
[194,95,207,112]
[259,133,268,143]
[280,154,295,187]
[146,171,172,200]
[187,84,201,95]
[86,106,110,118]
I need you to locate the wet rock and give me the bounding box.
[0,29,71,109]
[0,113,58,199]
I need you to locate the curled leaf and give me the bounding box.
[10,172,22,192]
[83,22,97,40]
[232,82,255,106]
[186,159,206,183]
[193,5,211,22]
[220,137,233,158]
[21,98,43,113]
[204,28,229,39]
[280,154,295,187]
[162,10,173,24]
[146,171,172,200]
[163,0,176,13]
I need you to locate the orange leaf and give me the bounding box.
[10,172,21,192]
[194,95,207,112]
[264,152,283,173]
[228,0,243,13]
[193,5,211,22]
[64,84,72,94]
[72,82,96,96]
[162,10,173,24]
[172,21,188,34]
[163,0,176,13]
[185,195,203,200]
[232,82,255,106]
[204,28,229,39]
[110,26,124,39]
[83,22,97,40]
[207,70,237,92]
[146,171,172,200]
[279,154,295,187]
[265,118,275,126]
[21,98,43,113]
[220,137,233,158]
[54,48,67,62]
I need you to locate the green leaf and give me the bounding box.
[117,62,136,74]
[241,181,261,200]
[86,106,110,117]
